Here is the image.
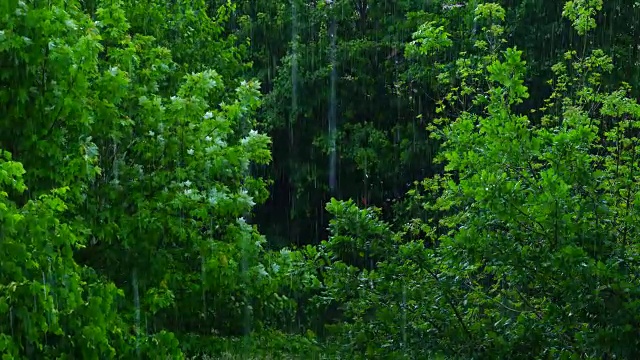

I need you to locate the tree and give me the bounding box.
[1,0,303,357]
[313,2,640,358]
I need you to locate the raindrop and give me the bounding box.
[132,268,141,358]
[291,0,298,148]
[328,0,338,194]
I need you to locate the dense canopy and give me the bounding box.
[2,0,640,358]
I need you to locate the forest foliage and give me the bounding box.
[2,0,640,359]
